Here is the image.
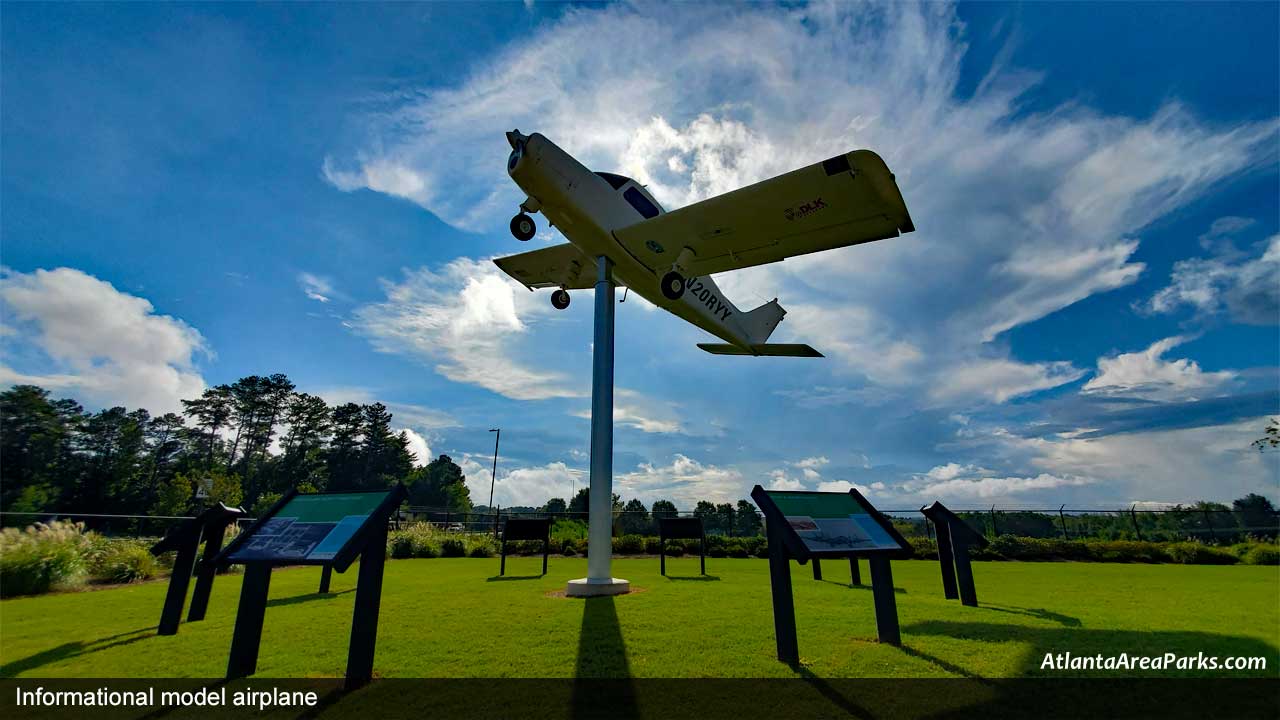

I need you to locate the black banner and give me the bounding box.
[2,679,1277,720]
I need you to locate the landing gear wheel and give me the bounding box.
[661,271,686,300]
[551,289,571,310]
[510,213,536,241]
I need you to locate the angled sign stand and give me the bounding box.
[150,502,246,636]
[921,501,988,607]
[750,485,912,663]
[658,517,706,576]
[213,485,407,690]
[499,517,552,576]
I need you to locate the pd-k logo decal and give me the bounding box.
[784,197,828,221]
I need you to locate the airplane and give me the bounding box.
[494,130,914,357]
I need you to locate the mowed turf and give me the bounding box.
[2,557,1276,679]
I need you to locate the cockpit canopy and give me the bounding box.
[594,172,664,220]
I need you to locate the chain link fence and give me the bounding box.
[4,504,1276,544]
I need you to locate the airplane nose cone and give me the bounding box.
[506,130,526,150]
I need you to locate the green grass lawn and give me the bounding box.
[2,557,1277,679]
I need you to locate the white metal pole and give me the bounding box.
[586,255,615,582]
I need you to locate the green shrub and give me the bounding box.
[1242,544,1279,565]
[550,519,588,543]
[664,543,684,557]
[390,534,415,559]
[708,547,727,558]
[561,541,577,557]
[644,537,663,555]
[440,539,466,557]
[97,545,159,584]
[0,521,90,597]
[466,535,497,558]
[753,544,770,559]
[614,534,645,555]
[572,538,589,555]
[1165,541,1238,565]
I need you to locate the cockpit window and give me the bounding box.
[623,187,661,219]
[594,172,629,190]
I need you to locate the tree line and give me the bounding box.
[0,379,473,520]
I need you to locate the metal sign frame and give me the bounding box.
[750,485,912,662]
[658,517,707,576]
[499,517,552,576]
[149,502,246,635]
[213,484,407,689]
[921,500,987,607]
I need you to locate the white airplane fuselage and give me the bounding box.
[505,131,781,349]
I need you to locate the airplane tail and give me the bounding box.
[740,299,787,345]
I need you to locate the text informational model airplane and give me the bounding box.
[494,130,914,357]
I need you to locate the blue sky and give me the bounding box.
[3,2,1277,510]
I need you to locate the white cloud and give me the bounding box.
[297,272,336,303]
[932,358,1086,404]
[913,472,1095,501]
[1082,336,1236,401]
[351,258,585,401]
[569,388,681,433]
[399,427,431,467]
[768,468,805,491]
[326,4,1275,414]
[1145,234,1279,325]
[792,456,830,469]
[615,454,745,507]
[458,455,581,508]
[0,267,207,413]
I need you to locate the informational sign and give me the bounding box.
[228,492,389,563]
[763,490,906,554]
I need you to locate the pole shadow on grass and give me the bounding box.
[1,627,153,677]
[977,604,1080,627]
[485,575,544,581]
[817,579,906,593]
[570,596,637,720]
[264,589,355,608]
[664,574,720,581]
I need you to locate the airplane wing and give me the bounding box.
[613,149,914,277]
[493,243,596,290]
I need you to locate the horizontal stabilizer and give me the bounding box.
[697,343,824,358]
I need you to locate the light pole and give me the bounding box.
[488,428,500,510]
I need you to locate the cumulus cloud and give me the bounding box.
[615,454,745,507]
[1082,336,1236,401]
[326,3,1275,411]
[1144,232,1279,325]
[0,267,207,413]
[351,258,585,401]
[400,427,431,467]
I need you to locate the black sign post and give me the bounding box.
[751,485,912,661]
[149,503,246,635]
[499,517,552,576]
[658,517,706,576]
[921,501,988,607]
[214,485,407,689]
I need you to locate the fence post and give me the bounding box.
[1129,505,1142,541]
[1058,504,1069,540]
[1203,508,1217,542]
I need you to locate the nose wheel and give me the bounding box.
[551,289,571,310]
[510,213,536,241]
[660,271,686,300]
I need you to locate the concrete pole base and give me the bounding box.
[565,577,631,597]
